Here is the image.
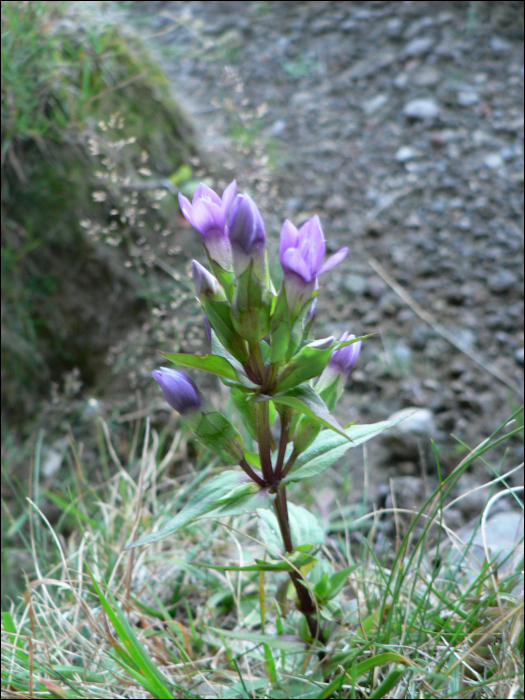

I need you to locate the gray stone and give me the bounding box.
[325,193,347,213]
[457,90,479,107]
[488,270,518,293]
[382,407,436,459]
[344,274,367,295]
[489,36,512,53]
[413,66,440,87]
[430,510,523,595]
[403,37,435,57]
[484,152,504,169]
[386,18,404,39]
[270,119,286,136]
[403,98,439,119]
[363,93,389,115]
[395,146,417,162]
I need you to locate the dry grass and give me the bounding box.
[2,408,523,699]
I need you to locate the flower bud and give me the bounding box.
[315,332,362,400]
[152,368,202,415]
[329,332,361,375]
[228,193,266,279]
[191,260,225,301]
[153,367,244,464]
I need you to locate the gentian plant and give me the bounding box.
[127,182,396,646]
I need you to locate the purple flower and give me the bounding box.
[228,193,266,278]
[152,368,202,414]
[178,181,237,270]
[329,332,361,373]
[279,215,347,313]
[315,332,361,397]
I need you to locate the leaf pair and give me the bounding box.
[126,418,398,550]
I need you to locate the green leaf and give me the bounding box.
[85,564,174,698]
[269,287,291,362]
[191,410,243,465]
[274,343,333,393]
[283,420,398,484]
[231,261,272,342]
[244,449,261,469]
[206,627,306,652]
[126,471,273,549]
[205,487,276,520]
[211,331,260,389]
[257,502,324,556]
[194,550,317,572]
[201,297,248,363]
[368,664,409,699]
[270,383,347,438]
[231,386,258,440]
[325,566,357,600]
[160,352,237,381]
[317,654,408,700]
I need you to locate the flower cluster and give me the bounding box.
[153,181,361,475]
[140,180,376,646]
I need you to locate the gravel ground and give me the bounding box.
[128,1,524,521]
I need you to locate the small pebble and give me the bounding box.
[403,98,440,119]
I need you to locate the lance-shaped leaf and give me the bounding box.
[210,331,260,389]
[267,383,348,439]
[205,627,306,653]
[201,297,248,363]
[160,352,238,381]
[126,471,274,549]
[230,261,272,343]
[282,420,398,484]
[258,502,324,556]
[194,550,317,572]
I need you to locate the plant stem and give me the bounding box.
[280,446,299,480]
[256,400,274,484]
[274,409,291,480]
[249,341,265,385]
[239,457,266,488]
[273,485,326,646]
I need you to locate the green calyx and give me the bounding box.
[230,261,272,343]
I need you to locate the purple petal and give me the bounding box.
[191,199,225,233]
[297,216,325,276]
[317,247,348,275]
[281,247,313,283]
[279,219,299,260]
[178,193,193,225]
[329,335,361,373]
[221,180,237,215]
[192,183,221,207]
[228,194,265,254]
[191,260,220,297]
